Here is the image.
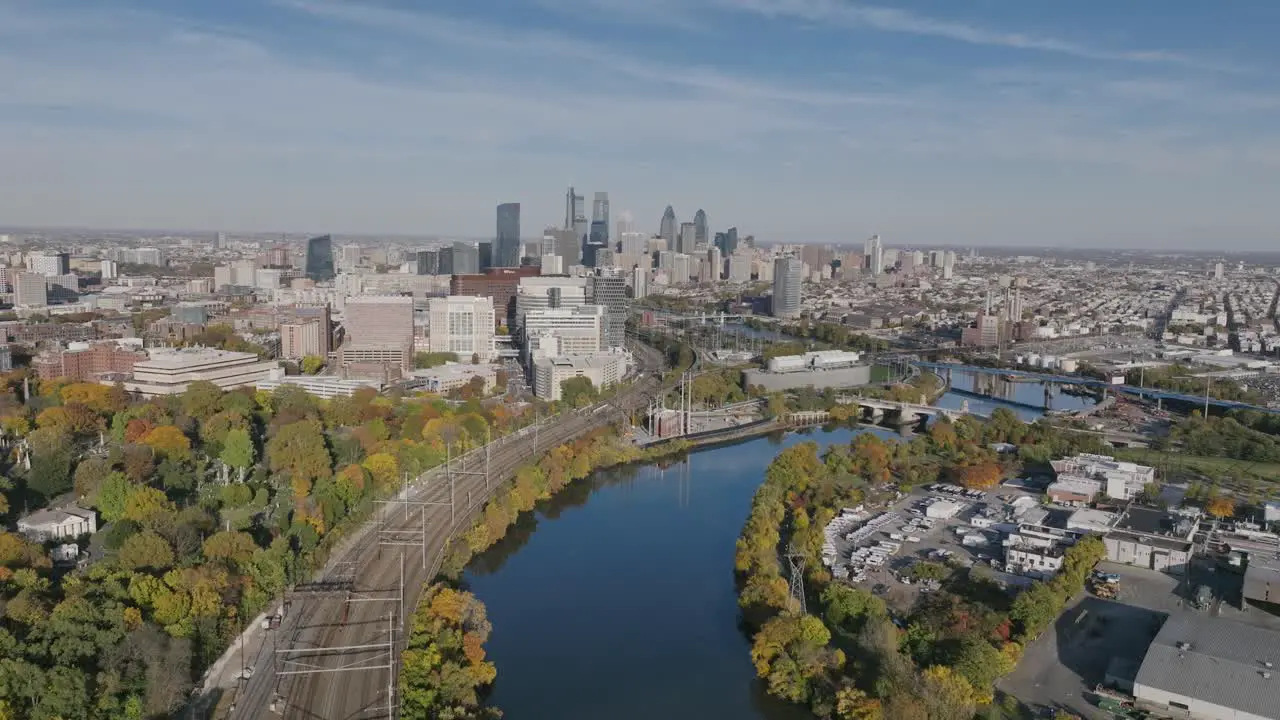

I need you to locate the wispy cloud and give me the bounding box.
[710,0,1236,71]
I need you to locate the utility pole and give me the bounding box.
[785,545,807,615]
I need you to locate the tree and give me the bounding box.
[142,425,192,460]
[835,684,883,720]
[122,486,173,525]
[301,355,325,375]
[117,531,175,571]
[180,380,224,419]
[919,665,978,720]
[559,376,597,408]
[72,457,112,499]
[220,428,255,481]
[821,584,887,633]
[956,462,1002,490]
[202,531,257,566]
[1206,495,1236,519]
[266,419,332,490]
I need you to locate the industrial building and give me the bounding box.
[743,350,870,391]
[1051,453,1155,500]
[411,364,499,395]
[1133,613,1280,720]
[255,371,382,399]
[1046,476,1103,505]
[1242,552,1280,609]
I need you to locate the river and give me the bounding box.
[463,381,1086,719]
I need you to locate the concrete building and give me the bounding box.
[523,305,605,360]
[961,312,1003,347]
[772,257,803,318]
[587,271,628,349]
[451,266,542,326]
[514,277,589,330]
[17,504,96,542]
[1133,613,1280,720]
[727,254,752,283]
[1243,553,1280,608]
[532,352,628,401]
[124,348,278,396]
[411,364,498,395]
[1051,453,1155,500]
[256,370,382,399]
[345,295,413,346]
[29,252,70,277]
[280,320,326,360]
[1103,530,1192,575]
[427,296,496,361]
[631,265,648,299]
[742,363,872,392]
[14,271,47,307]
[1046,476,1103,505]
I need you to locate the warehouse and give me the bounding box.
[1243,553,1280,609]
[1133,613,1280,720]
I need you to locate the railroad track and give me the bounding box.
[233,377,662,719]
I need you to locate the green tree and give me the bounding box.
[94,472,135,523]
[266,419,332,492]
[220,428,256,482]
[301,355,325,375]
[117,531,175,571]
[180,380,224,419]
[559,377,598,408]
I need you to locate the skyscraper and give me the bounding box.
[693,209,709,251]
[587,193,609,267]
[565,187,583,231]
[678,222,696,255]
[592,192,610,240]
[496,203,521,268]
[478,242,493,271]
[453,241,480,275]
[304,235,335,281]
[942,250,956,280]
[867,235,884,276]
[660,205,677,246]
[772,257,803,318]
[416,250,438,276]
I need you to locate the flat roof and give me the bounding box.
[1135,613,1280,719]
[137,347,259,369]
[1244,553,1280,605]
[1106,529,1192,553]
[1117,505,1173,536]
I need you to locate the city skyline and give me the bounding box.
[2,1,1279,249]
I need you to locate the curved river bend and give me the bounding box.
[464,379,1082,718]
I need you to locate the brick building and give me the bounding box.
[34,340,148,382]
[450,266,541,327]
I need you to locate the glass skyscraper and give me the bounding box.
[659,206,677,246]
[693,209,709,251]
[305,234,335,281]
[496,203,521,268]
[772,257,803,318]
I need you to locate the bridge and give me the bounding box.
[913,362,1280,415]
[787,398,979,427]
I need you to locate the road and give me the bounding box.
[226,355,665,719]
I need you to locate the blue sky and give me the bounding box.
[2,0,1278,249]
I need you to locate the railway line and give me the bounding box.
[228,368,664,719]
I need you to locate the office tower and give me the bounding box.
[900,252,917,274]
[100,260,119,280]
[678,222,696,255]
[514,276,589,329]
[619,231,646,257]
[672,253,692,286]
[660,205,677,246]
[453,241,480,275]
[727,254,752,282]
[523,305,606,362]
[340,244,362,270]
[586,218,608,267]
[281,320,326,360]
[615,210,634,241]
[592,192,610,240]
[706,247,723,282]
[544,228,579,268]
[867,235,884,276]
[29,252,70,277]
[416,250,438,276]
[495,203,521,268]
[436,246,455,276]
[231,259,257,286]
[564,187,583,231]
[345,296,413,345]
[214,232,226,249]
[943,250,956,280]
[478,242,493,271]
[46,274,78,302]
[772,257,803,318]
[14,272,48,307]
[427,296,497,361]
[588,271,628,348]
[693,209,709,251]
[1214,262,1224,280]
[631,265,648,299]
[595,248,616,268]
[541,254,564,274]
[304,235,335,281]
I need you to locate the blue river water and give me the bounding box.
[463,380,1083,719]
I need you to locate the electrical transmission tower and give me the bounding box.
[785,545,807,615]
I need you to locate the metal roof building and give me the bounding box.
[1134,613,1280,720]
[1244,553,1280,608]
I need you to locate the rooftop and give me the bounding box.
[1135,613,1280,719]
[137,347,260,369]
[1117,505,1176,536]
[1106,529,1193,552]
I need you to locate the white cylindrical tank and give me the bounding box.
[1059,358,1079,373]
[1027,353,1041,367]
[1042,355,1057,369]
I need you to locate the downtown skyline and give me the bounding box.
[2,1,1279,249]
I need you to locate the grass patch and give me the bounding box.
[1113,447,1280,483]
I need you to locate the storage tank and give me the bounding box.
[1059,358,1079,374]
[1027,353,1041,367]
[1041,355,1057,369]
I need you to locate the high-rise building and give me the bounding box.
[631,265,648,299]
[514,276,589,330]
[727,254,752,282]
[29,252,70,277]
[344,296,414,347]
[305,235,335,281]
[523,305,606,358]
[588,271,628,349]
[867,235,884,276]
[451,266,541,327]
[452,242,480,275]
[427,296,496,361]
[619,231,646,257]
[543,228,579,268]
[478,242,493,271]
[214,232,226,249]
[772,257,803,318]
[281,320,326,360]
[586,220,608,267]
[100,259,119,280]
[496,202,522,268]
[592,192,610,240]
[705,247,723,282]
[416,250,439,276]
[678,222,697,255]
[659,206,677,246]
[693,209,709,251]
[564,187,584,231]
[340,244,362,270]
[14,271,48,307]
[540,254,564,274]
[1214,262,1224,280]
[942,250,956,280]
